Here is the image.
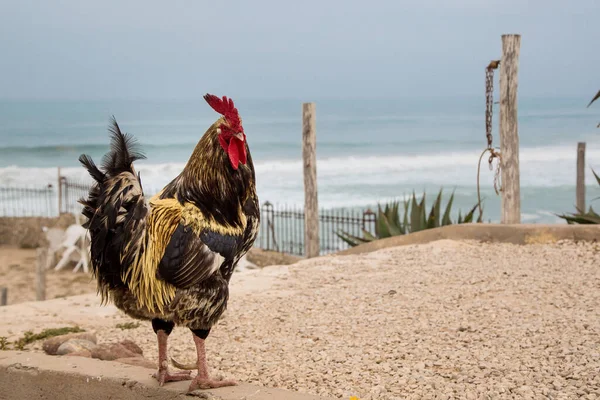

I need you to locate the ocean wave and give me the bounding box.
[0,139,482,167]
[2,144,600,190]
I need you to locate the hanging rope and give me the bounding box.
[476,60,502,220]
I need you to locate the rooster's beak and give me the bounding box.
[233,132,245,141]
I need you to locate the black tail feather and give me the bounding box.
[78,116,146,230]
[78,154,105,183]
[78,117,146,183]
[101,116,146,177]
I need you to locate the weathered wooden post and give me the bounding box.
[0,287,7,306]
[302,102,320,258]
[499,34,521,224]
[36,247,47,301]
[57,167,62,216]
[576,142,586,212]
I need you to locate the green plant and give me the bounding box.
[558,168,600,224]
[588,90,600,108]
[12,326,85,350]
[557,206,600,224]
[588,89,599,128]
[336,189,482,247]
[116,322,141,330]
[553,90,600,224]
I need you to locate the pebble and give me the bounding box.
[65,349,92,358]
[91,342,143,361]
[56,339,97,355]
[42,331,97,355]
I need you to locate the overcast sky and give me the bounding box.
[0,0,598,100]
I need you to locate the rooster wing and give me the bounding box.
[157,222,242,289]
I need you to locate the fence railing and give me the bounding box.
[0,185,56,217]
[1,178,377,256]
[257,201,376,256]
[59,177,95,215]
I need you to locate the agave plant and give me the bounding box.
[556,90,600,223]
[557,168,600,224]
[336,189,482,247]
[588,89,600,108]
[588,89,599,128]
[557,207,600,225]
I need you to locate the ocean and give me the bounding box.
[1,96,599,223]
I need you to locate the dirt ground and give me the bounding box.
[0,246,96,305]
[0,214,75,249]
[245,247,302,267]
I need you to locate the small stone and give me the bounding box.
[43,332,97,355]
[65,349,92,358]
[370,385,387,395]
[56,339,97,355]
[553,380,562,390]
[187,391,210,398]
[91,343,140,361]
[119,340,143,356]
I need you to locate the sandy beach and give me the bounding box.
[2,239,599,399]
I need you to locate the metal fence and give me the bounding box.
[257,201,376,256]
[59,177,95,215]
[0,185,56,217]
[2,177,377,256]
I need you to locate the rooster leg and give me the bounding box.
[151,319,192,386]
[188,329,237,392]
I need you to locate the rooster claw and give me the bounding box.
[153,369,193,386]
[187,377,237,392]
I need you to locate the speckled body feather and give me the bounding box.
[79,114,259,331]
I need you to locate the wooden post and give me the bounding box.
[57,167,62,216]
[577,142,586,212]
[36,247,47,301]
[302,102,319,258]
[499,34,521,224]
[0,287,7,306]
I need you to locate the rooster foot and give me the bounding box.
[153,369,193,386]
[187,376,237,392]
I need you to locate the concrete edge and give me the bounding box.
[0,351,334,400]
[335,223,600,256]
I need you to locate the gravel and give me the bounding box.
[69,240,600,399]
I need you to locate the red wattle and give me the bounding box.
[237,139,247,165]
[228,140,240,169]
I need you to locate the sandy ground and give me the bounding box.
[0,245,96,304]
[1,239,600,399]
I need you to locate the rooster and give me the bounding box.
[78,94,259,392]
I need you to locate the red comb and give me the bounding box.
[203,94,242,132]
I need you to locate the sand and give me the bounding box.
[0,245,96,305]
[1,239,600,399]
